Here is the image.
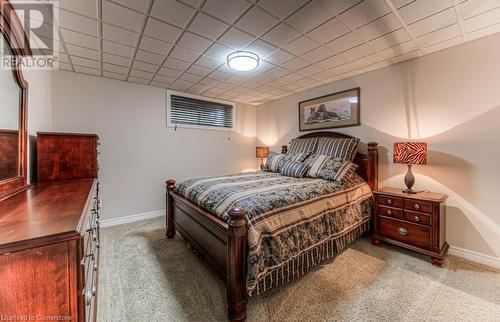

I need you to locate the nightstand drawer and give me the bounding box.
[377,195,402,208]
[378,205,402,219]
[404,199,432,213]
[403,210,431,226]
[379,217,430,248]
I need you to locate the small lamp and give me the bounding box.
[393,142,427,194]
[256,146,269,170]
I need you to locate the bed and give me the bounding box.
[165,132,378,321]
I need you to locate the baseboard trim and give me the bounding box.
[449,246,500,269]
[100,209,165,228]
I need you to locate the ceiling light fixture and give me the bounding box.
[227,51,259,71]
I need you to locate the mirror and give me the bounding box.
[0,37,21,180]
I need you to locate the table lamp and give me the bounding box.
[256,146,269,170]
[393,142,427,193]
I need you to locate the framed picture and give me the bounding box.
[298,87,360,131]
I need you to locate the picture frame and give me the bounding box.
[298,87,361,131]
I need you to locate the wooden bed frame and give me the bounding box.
[166,131,378,321]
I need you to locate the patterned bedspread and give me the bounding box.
[175,171,373,295]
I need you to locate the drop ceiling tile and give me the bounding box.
[199,77,221,86]
[103,62,129,75]
[218,28,255,49]
[422,36,462,54]
[180,73,204,82]
[57,0,97,18]
[356,14,403,41]
[196,55,224,68]
[159,66,183,77]
[171,80,196,91]
[370,28,411,51]
[188,13,229,40]
[235,6,279,37]
[102,23,139,47]
[217,82,235,90]
[103,71,128,81]
[380,40,418,58]
[352,52,384,67]
[307,18,349,45]
[338,0,390,29]
[459,0,500,20]
[281,57,309,71]
[258,0,309,19]
[169,46,201,63]
[58,9,98,36]
[178,0,204,8]
[151,0,196,28]
[103,52,131,67]
[245,39,278,58]
[283,36,318,56]
[398,0,453,24]
[263,50,294,65]
[164,57,191,71]
[209,70,231,81]
[266,66,291,78]
[205,43,234,60]
[144,18,183,43]
[139,36,172,55]
[217,63,238,74]
[60,29,98,50]
[464,21,500,41]
[225,77,247,85]
[135,50,164,65]
[261,23,301,47]
[416,23,461,48]
[204,87,227,96]
[342,43,376,60]
[242,80,260,89]
[66,44,99,60]
[187,65,212,77]
[254,61,274,73]
[314,54,348,70]
[301,46,334,63]
[286,1,332,33]
[324,32,364,54]
[150,80,171,88]
[71,56,99,69]
[188,84,212,94]
[317,0,362,16]
[408,7,457,37]
[463,6,500,33]
[202,0,251,24]
[133,60,158,73]
[130,68,152,79]
[154,74,176,84]
[102,1,144,32]
[111,0,150,13]
[103,40,135,58]
[129,77,150,84]
[74,65,100,76]
[293,77,317,87]
[297,64,323,77]
[177,32,212,52]
[310,69,339,81]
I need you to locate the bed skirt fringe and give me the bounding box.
[250,219,370,296]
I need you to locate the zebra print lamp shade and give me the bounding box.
[393,142,427,165]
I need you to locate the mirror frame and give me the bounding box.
[0,0,32,200]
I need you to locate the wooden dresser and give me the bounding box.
[372,187,448,266]
[0,132,100,322]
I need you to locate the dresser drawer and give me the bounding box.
[377,195,402,208]
[378,205,402,219]
[403,210,431,226]
[404,199,432,213]
[379,217,430,248]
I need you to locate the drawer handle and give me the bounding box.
[414,216,420,222]
[93,262,98,272]
[387,199,392,204]
[414,203,420,210]
[398,227,408,236]
[387,210,392,215]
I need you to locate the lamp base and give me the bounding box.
[402,188,418,194]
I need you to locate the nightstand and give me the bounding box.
[372,187,449,266]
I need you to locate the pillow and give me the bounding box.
[315,137,360,161]
[280,161,310,178]
[263,152,310,173]
[306,154,358,183]
[287,137,319,154]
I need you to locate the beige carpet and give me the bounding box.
[97,217,500,322]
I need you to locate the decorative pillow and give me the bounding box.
[306,154,358,183]
[280,161,311,178]
[264,152,310,173]
[287,137,319,154]
[304,154,331,178]
[315,137,360,161]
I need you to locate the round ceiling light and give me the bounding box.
[227,51,259,71]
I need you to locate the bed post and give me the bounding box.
[367,142,379,191]
[227,207,248,321]
[166,179,176,239]
[281,145,288,154]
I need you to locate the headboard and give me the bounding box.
[281,131,379,190]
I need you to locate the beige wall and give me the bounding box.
[256,33,500,259]
[51,71,257,220]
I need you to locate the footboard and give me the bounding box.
[166,180,248,321]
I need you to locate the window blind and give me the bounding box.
[169,95,233,129]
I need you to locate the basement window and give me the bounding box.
[167,90,235,131]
